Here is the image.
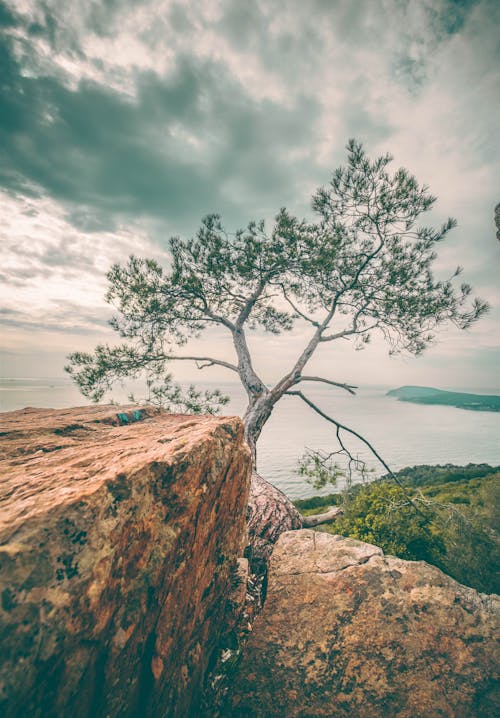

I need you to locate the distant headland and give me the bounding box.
[387,386,500,412]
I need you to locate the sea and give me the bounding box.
[1,377,499,500]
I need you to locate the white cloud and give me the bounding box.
[0,190,168,330]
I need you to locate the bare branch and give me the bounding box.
[198,303,236,331]
[302,506,343,527]
[286,389,426,516]
[319,328,356,342]
[294,376,357,395]
[319,299,378,342]
[320,321,378,342]
[163,354,238,373]
[195,360,220,370]
[271,299,339,398]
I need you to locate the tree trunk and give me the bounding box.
[242,396,274,466]
[242,396,305,575]
[246,471,303,575]
[243,393,345,581]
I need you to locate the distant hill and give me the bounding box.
[387,385,500,412]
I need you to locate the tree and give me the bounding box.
[67,140,487,524]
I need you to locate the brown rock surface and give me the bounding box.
[0,405,252,718]
[226,529,500,718]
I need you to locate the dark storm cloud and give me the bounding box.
[0,1,17,28]
[0,43,210,220]
[4,0,484,242]
[438,0,482,35]
[0,8,323,236]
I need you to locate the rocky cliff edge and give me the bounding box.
[0,405,251,718]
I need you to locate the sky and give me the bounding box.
[0,0,499,392]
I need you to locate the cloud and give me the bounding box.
[0,15,321,232]
[1,0,499,386]
[0,189,168,343]
[0,302,110,334]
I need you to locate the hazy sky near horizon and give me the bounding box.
[1,0,499,392]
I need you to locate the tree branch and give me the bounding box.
[294,376,357,395]
[235,275,271,328]
[279,285,320,327]
[320,321,378,342]
[286,389,426,516]
[162,354,239,373]
[271,299,339,398]
[198,303,236,331]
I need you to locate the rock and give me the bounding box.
[0,405,252,718]
[226,530,500,718]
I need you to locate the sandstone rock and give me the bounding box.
[0,405,252,718]
[226,529,500,718]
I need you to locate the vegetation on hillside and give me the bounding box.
[387,386,500,412]
[381,462,500,488]
[295,464,500,594]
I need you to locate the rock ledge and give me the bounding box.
[227,529,500,718]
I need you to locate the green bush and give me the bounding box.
[328,482,446,564]
[432,476,499,593]
[294,493,343,511]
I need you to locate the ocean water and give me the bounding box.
[1,377,499,499]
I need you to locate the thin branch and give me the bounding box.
[201,306,236,331]
[319,328,356,342]
[320,321,379,342]
[294,376,357,395]
[332,424,367,482]
[181,287,236,331]
[279,285,320,327]
[286,389,426,516]
[162,354,239,373]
